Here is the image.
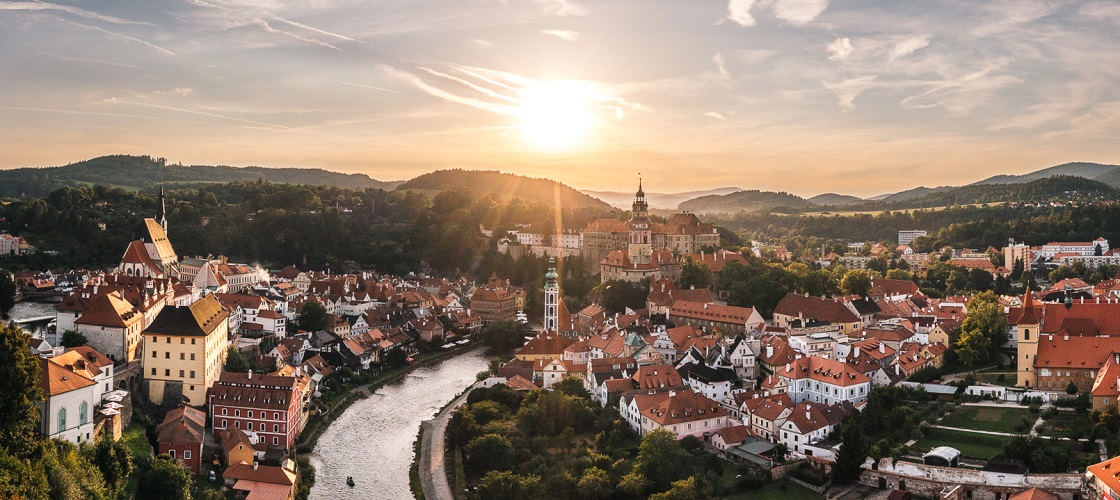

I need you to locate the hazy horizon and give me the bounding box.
[3,0,1119,198]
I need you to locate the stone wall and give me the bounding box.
[859,459,1082,500]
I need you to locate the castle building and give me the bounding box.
[586,180,716,283]
[1013,289,1120,389]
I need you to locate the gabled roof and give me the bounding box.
[143,218,177,261]
[74,290,142,328]
[641,390,729,426]
[712,425,749,445]
[1087,456,1120,499]
[157,406,206,445]
[38,357,96,396]
[669,300,759,325]
[778,355,871,387]
[145,293,229,337]
[1034,336,1120,369]
[120,240,163,275]
[773,293,860,324]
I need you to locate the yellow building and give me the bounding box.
[142,294,230,406]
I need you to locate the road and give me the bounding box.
[419,383,477,500]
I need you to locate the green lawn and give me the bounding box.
[1036,411,1094,439]
[121,422,152,498]
[724,480,824,500]
[974,372,1019,387]
[912,428,1007,460]
[938,406,1033,433]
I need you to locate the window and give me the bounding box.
[179,370,184,377]
[80,401,88,425]
[166,337,170,343]
[190,371,195,379]
[165,369,170,376]
[58,407,67,430]
[181,338,185,344]
[169,449,175,458]
[180,353,185,360]
[191,339,196,344]
[184,450,191,459]
[152,351,157,358]
[151,368,156,375]
[235,410,240,417]
[248,411,254,418]
[165,352,170,359]
[248,422,253,430]
[190,353,195,361]
[273,424,279,432]
[274,412,279,420]
[222,408,227,416]
[273,437,279,445]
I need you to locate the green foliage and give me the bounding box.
[85,437,133,493]
[0,447,49,499]
[677,257,713,290]
[575,467,612,499]
[223,345,257,373]
[0,269,15,315]
[0,324,43,456]
[955,291,1008,366]
[515,390,594,437]
[383,347,408,369]
[43,440,110,500]
[593,280,648,314]
[648,476,714,500]
[476,470,541,499]
[832,418,869,484]
[464,434,516,474]
[136,454,192,500]
[678,189,812,213]
[1067,381,1079,395]
[479,321,528,355]
[841,269,877,296]
[60,330,88,348]
[629,429,695,493]
[297,302,329,332]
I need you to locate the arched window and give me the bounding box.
[1023,328,1030,340]
[80,401,88,425]
[58,407,67,431]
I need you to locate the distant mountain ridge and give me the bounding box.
[583,187,742,209]
[973,162,1120,185]
[0,155,400,197]
[397,169,611,208]
[678,189,811,214]
[807,193,864,206]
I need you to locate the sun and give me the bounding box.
[517,80,595,150]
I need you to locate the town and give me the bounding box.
[2,181,1120,500]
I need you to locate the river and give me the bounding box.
[309,349,488,500]
[5,300,57,338]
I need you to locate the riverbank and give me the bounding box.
[417,381,479,500]
[296,342,486,499]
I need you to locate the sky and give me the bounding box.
[1,0,1119,198]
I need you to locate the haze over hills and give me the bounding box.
[806,193,865,206]
[0,155,401,198]
[973,162,1120,185]
[678,190,812,214]
[583,187,742,210]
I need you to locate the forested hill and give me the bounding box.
[397,169,611,209]
[0,155,400,197]
[852,175,1119,210]
[677,189,812,214]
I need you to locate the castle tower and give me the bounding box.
[157,185,168,233]
[628,178,652,265]
[543,257,559,333]
[1016,289,1041,388]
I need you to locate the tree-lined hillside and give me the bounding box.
[0,155,399,198]
[398,170,611,209]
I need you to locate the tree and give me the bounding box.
[59,330,88,348]
[593,280,647,314]
[137,455,192,500]
[841,269,875,297]
[43,441,109,500]
[649,476,713,500]
[477,471,540,500]
[631,429,694,493]
[575,467,611,499]
[86,437,133,492]
[384,347,408,369]
[479,320,527,354]
[223,345,254,373]
[0,269,15,317]
[677,258,713,290]
[832,419,868,484]
[297,301,329,332]
[1067,381,1079,395]
[464,434,515,474]
[955,291,1007,366]
[886,269,914,281]
[0,324,43,456]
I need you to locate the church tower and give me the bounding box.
[628,178,652,265]
[543,257,559,333]
[157,185,168,233]
[1016,289,1041,388]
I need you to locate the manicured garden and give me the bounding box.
[912,428,1007,460]
[937,405,1034,433]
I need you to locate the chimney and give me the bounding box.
[253,462,259,471]
[767,346,774,358]
[785,363,791,372]
[879,343,885,354]
[854,347,861,358]
[806,410,811,420]
[248,369,253,379]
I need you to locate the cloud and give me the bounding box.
[713,54,730,77]
[541,29,581,41]
[378,65,517,116]
[772,0,829,26]
[704,112,726,120]
[471,38,494,48]
[154,88,194,97]
[536,0,587,17]
[823,75,876,111]
[726,0,757,27]
[0,1,149,24]
[890,36,930,60]
[827,37,853,60]
[339,81,398,94]
[53,17,175,55]
[1079,1,1120,25]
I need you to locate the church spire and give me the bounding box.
[157,185,168,233]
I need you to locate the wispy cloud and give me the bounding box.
[541,29,580,41]
[827,37,853,60]
[535,0,587,17]
[339,81,398,94]
[772,0,829,26]
[53,17,175,55]
[726,0,756,27]
[378,65,518,116]
[704,112,726,120]
[0,1,149,24]
[37,51,141,68]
